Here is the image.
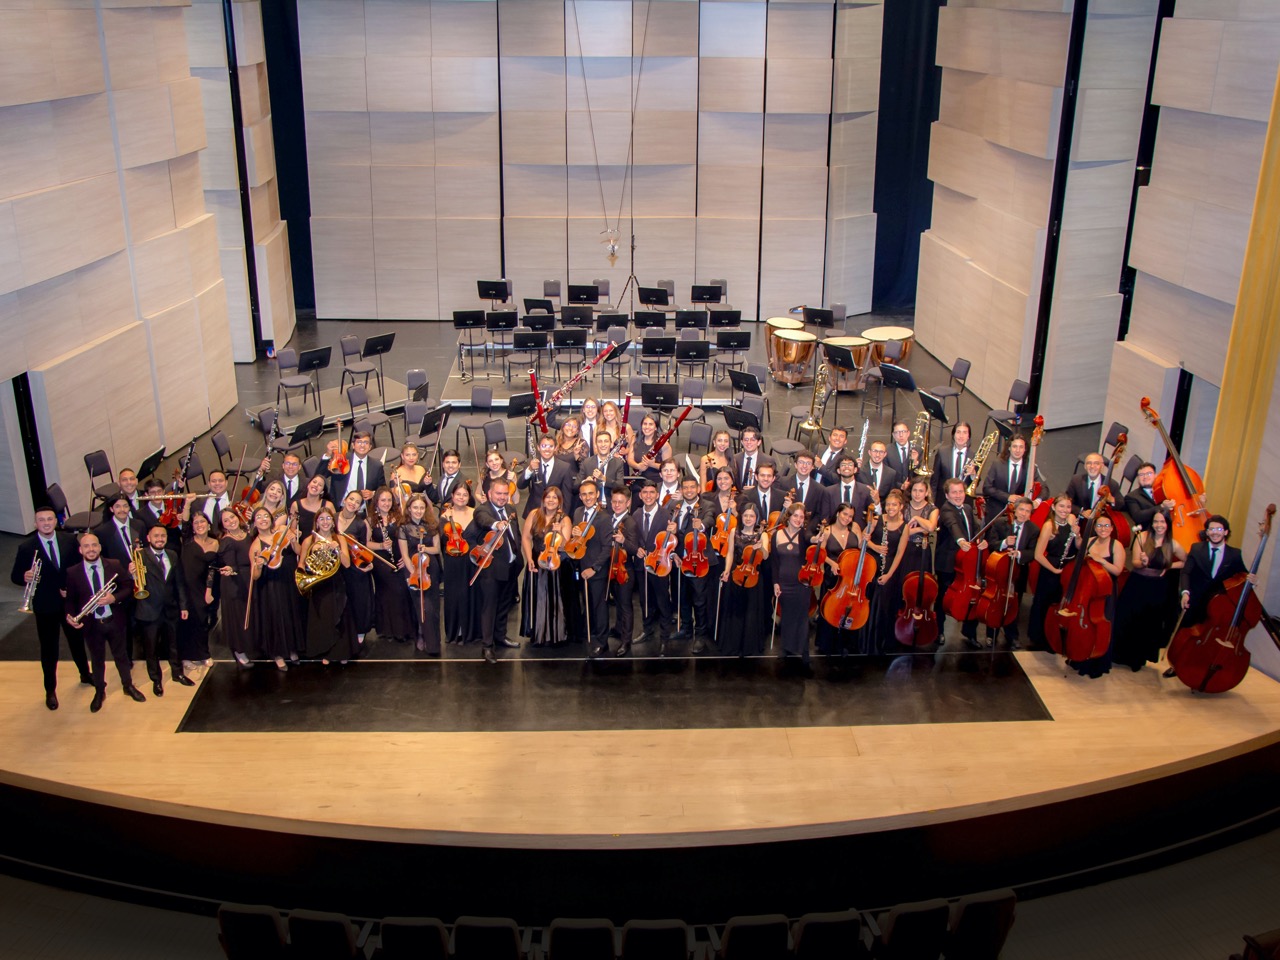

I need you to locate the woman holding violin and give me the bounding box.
[718,500,770,656]
[1066,512,1127,678]
[398,494,441,655]
[337,490,375,648]
[1028,496,1081,651]
[771,501,814,665]
[248,505,302,670]
[867,489,910,653]
[389,442,428,509]
[703,467,738,579]
[367,487,415,645]
[814,502,865,655]
[476,448,521,508]
[300,504,354,665]
[521,487,572,646]
[1112,509,1186,671]
[440,481,479,646]
[215,507,253,667]
[699,431,734,491]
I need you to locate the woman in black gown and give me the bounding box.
[520,487,572,646]
[292,473,331,540]
[1066,513,1127,678]
[1113,510,1186,670]
[398,494,442,655]
[299,505,354,664]
[179,511,219,667]
[814,503,865,656]
[771,502,811,665]
[867,489,910,654]
[1028,496,1081,651]
[248,506,302,670]
[215,508,253,665]
[367,487,415,644]
[337,490,375,648]
[718,501,770,656]
[440,482,479,645]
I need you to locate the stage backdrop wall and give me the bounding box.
[296,0,882,322]
[0,0,237,529]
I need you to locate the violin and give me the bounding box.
[682,528,710,578]
[1140,398,1208,552]
[443,519,469,557]
[470,529,501,570]
[538,528,565,571]
[731,541,763,588]
[1167,504,1274,693]
[710,506,737,558]
[645,529,677,577]
[820,513,877,631]
[157,469,185,528]
[264,516,297,570]
[1045,487,1115,661]
[339,531,376,568]
[564,519,596,560]
[973,504,1020,630]
[407,546,431,590]
[328,418,350,475]
[799,522,829,588]
[608,543,629,586]
[894,532,939,646]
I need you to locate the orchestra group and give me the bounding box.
[11,397,1260,712]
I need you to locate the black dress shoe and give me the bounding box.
[659,639,667,657]
[79,674,94,686]
[45,692,58,711]
[963,636,981,650]
[691,639,707,654]
[670,629,692,641]
[589,644,607,658]
[483,648,496,664]
[496,637,520,649]
[89,692,104,713]
[615,641,631,657]
[152,681,164,697]
[172,673,195,687]
[123,686,147,703]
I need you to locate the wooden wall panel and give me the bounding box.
[759,219,826,319]
[373,217,438,319]
[694,218,760,323]
[502,217,566,310]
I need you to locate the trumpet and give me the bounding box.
[965,431,1000,497]
[19,555,41,614]
[71,574,119,624]
[131,540,149,599]
[911,411,933,476]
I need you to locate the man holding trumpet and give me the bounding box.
[64,533,145,713]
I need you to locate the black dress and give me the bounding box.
[370,518,415,642]
[521,517,567,646]
[302,538,353,661]
[338,516,375,638]
[442,517,479,644]
[720,533,767,656]
[1028,522,1078,650]
[869,521,906,654]
[771,529,809,661]
[1067,539,1122,679]
[216,535,253,657]
[816,530,864,655]
[1113,543,1179,669]
[399,522,441,655]
[294,500,329,540]
[252,537,303,660]
[179,538,218,662]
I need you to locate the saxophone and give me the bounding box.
[965,431,1000,497]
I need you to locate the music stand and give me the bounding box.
[415,402,451,456]
[287,414,325,457]
[411,382,432,403]
[508,391,541,451]
[639,336,676,379]
[878,363,917,425]
[297,347,332,416]
[822,341,857,423]
[137,447,166,482]
[522,313,555,333]
[567,284,600,305]
[728,368,763,401]
[485,311,517,361]
[638,286,670,307]
[477,279,510,309]
[361,332,395,397]
[918,389,949,448]
[708,309,742,327]
[633,311,667,330]
[674,339,710,379]
[561,305,594,327]
[803,306,835,329]
[674,310,709,332]
[523,297,554,315]
[723,405,761,437]
[641,380,679,414]
[690,284,722,305]
[453,310,487,382]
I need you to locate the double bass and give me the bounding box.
[894,533,939,646]
[1140,397,1208,552]
[820,509,877,632]
[972,503,1020,631]
[1044,488,1115,661]
[1167,505,1275,694]
[941,502,997,623]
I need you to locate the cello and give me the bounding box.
[894,531,939,646]
[1044,488,1115,661]
[1167,505,1274,693]
[1140,397,1208,552]
[940,502,1001,623]
[972,503,1020,632]
[820,508,877,631]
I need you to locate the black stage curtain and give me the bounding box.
[261,0,315,311]
[871,0,945,311]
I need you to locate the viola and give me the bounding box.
[894,537,939,646]
[682,529,710,578]
[1168,504,1275,693]
[608,543,629,586]
[1045,488,1114,661]
[564,519,596,560]
[820,533,877,632]
[710,504,737,558]
[470,529,502,570]
[799,523,829,588]
[538,529,565,571]
[1140,398,1208,552]
[973,506,1020,630]
[731,542,763,588]
[645,530,677,577]
[443,520,469,557]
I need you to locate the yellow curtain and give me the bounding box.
[1204,66,1280,534]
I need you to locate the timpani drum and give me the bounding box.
[861,325,916,366]
[773,330,817,386]
[765,317,805,374]
[822,335,871,391]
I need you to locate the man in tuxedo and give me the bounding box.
[133,525,193,696]
[472,479,524,663]
[255,453,307,504]
[136,478,170,529]
[1125,462,1176,531]
[982,435,1048,516]
[607,485,639,656]
[10,507,91,709]
[192,471,232,532]
[732,428,774,490]
[95,495,145,568]
[857,441,899,504]
[517,434,574,518]
[574,430,625,496]
[936,478,984,647]
[64,533,144,712]
[824,456,872,521]
[572,479,613,657]
[982,497,1040,648]
[117,468,142,516]
[739,463,789,522]
[885,421,919,489]
[632,481,674,652]
[424,450,465,506]
[814,427,852,485]
[1180,515,1252,624]
[931,422,978,505]
[332,432,385,504]
[784,451,828,533]
[655,459,682,508]
[671,477,712,650]
[1065,453,1107,518]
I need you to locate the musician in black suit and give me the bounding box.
[738,462,789,520]
[781,451,827,536]
[472,478,524,662]
[64,533,144,713]
[814,426,853,485]
[95,496,145,568]
[632,481,674,652]
[117,468,142,517]
[1065,453,1108,517]
[571,479,613,657]
[136,478,170,529]
[424,450,466,506]
[1124,462,1177,531]
[573,430,625,497]
[1179,515,1252,625]
[823,456,872,521]
[885,421,920,490]
[330,432,386,505]
[192,471,232,533]
[936,478,983,647]
[982,497,1040,647]
[931,422,978,506]
[606,486,639,656]
[857,441,900,503]
[132,525,192,696]
[253,453,308,504]
[10,507,91,709]
[982,434,1049,516]
[518,434,575,519]
[731,428,774,489]
[670,478,713,650]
